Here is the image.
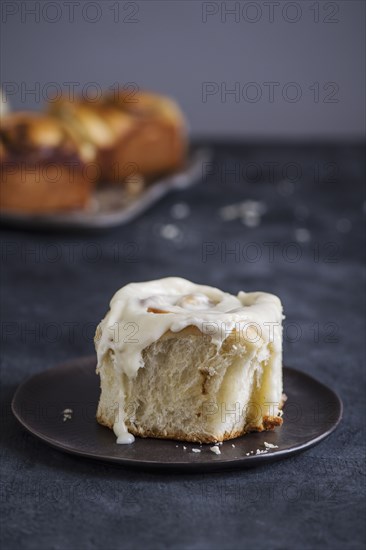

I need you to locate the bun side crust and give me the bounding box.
[0,112,95,213]
[0,167,93,213]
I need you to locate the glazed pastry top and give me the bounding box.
[95,277,283,378]
[0,112,95,163]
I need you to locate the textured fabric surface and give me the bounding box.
[1,143,364,550]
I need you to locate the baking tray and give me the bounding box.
[0,148,211,230]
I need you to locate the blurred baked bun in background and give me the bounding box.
[0,112,96,213]
[50,89,188,183]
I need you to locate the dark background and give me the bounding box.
[1,0,365,139]
[1,1,365,550]
[1,143,365,549]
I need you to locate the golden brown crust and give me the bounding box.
[96,412,283,444]
[0,88,187,211]
[261,416,284,431]
[0,112,96,213]
[147,307,171,314]
[49,90,187,183]
[105,89,184,122]
[0,166,94,213]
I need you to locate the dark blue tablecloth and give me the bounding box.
[1,143,365,550]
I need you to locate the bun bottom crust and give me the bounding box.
[96,412,283,444]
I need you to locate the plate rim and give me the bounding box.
[11,357,343,471]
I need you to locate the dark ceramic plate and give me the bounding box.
[12,357,342,471]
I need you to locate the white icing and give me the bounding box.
[95,277,283,444]
[116,433,135,445]
[113,391,136,444]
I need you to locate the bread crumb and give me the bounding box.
[183,446,187,450]
[192,448,201,453]
[160,224,181,241]
[264,442,279,449]
[171,203,190,220]
[62,408,73,422]
[219,200,267,227]
[232,444,235,448]
[256,449,268,455]
[294,227,311,243]
[210,445,221,455]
